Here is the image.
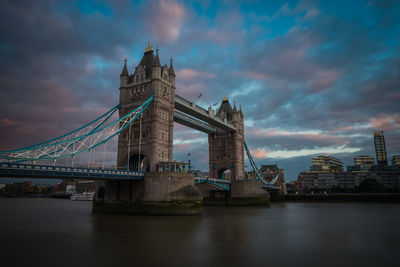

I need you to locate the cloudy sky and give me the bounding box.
[0,0,399,181]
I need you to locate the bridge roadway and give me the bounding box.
[1,163,279,191]
[0,163,233,190]
[174,94,236,133]
[0,163,144,180]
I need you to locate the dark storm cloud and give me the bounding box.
[0,0,142,149]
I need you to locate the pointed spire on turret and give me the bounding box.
[169,57,176,76]
[144,40,153,53]
[120,57,129,77]
[233,101,237,113]
[154,48,161,67]
[217,96,234,121]
[239,104,243,117]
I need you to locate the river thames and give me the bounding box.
[0,198,399,267]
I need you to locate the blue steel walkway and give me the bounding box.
[194,177,231,191]
[0,163,144,180]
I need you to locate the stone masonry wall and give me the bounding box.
[230,180,269,198]
[143,172,202,202]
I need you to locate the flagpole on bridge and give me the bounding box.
[138,113,142,172]
[102,137,106,170]
[127,120,132,171]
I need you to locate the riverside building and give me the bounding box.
[298,155,400,191]
[392,155,400,166]
[310,156,343,172]
[348,155,375,172]
[297,131,400,191]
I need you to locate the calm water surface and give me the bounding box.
[0,198,399,267]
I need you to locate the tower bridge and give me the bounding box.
[0,43,279,215]
[117,43,245,181]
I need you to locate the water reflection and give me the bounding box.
[0,199,399,267]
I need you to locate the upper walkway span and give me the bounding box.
[174,94,236,132]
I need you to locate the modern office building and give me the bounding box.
[298,171,337,190]
[310,156,343,172]
[392,155,400,166]
[298,152,400,190]
[354,155,375,166]
[374,131,388,166]
[299,166,400,190]
[348,155,375,172]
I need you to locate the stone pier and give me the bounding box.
[195,180,270,206]
[229,180,270,206]
[93,172,203,215]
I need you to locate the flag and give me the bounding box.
[213,102,218,106]
[198,93,203,98]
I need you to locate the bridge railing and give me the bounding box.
[0,163,144,177]
[194,177,231,184]
[175,95,208,115]
[194,177,231,191]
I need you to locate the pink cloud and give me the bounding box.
[251,148,268,159]
[239,71,272,81]
[247,128,348,146]
[337,125,354,131]
[310,69,341,93]
[204,29,231,44]
[177,68,215,80]
[202,11,243,44]
[145,0,185,43]
[175,81,204,99]
[174,143,191,152]
[279,47,307,64]
[371,114,400,131]
[305,8,319,18]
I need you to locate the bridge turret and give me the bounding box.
[117,44,176,172]
[152,48,162,79]
[120,57,129,87]
[232,102,244,133]
[216,96,233,122]
[169,57,176,86]
[209,96,245,181]
[208,105,214,118]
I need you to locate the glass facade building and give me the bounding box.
[374,131,388,166]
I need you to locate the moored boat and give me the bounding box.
[70,191,95,201]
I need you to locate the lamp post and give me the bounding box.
[188,152,191,171]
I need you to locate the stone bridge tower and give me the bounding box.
[117,43,176,171]
[208,97,245,180]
